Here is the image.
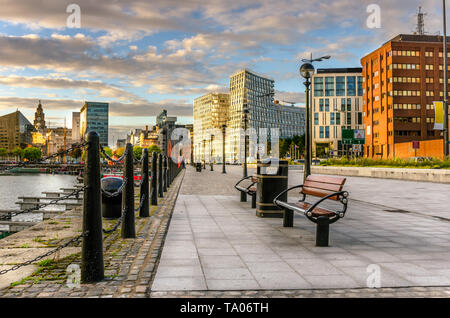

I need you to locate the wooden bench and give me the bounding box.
[273,175,349,247]
[235,175,258,208]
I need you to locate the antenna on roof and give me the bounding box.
[415,6,426,35]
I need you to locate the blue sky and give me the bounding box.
[0,0,447,146]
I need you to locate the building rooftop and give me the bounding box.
[316,68,362,74]
[388,34,450,44]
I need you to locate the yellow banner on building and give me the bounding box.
[433,101,444,130]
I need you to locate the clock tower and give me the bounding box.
[33,100,46,132]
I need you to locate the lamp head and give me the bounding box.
[300,63,315,79]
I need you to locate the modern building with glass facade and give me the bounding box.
[80,102,109,147]
[0,111,35,151]
[311,68,364,157]
[193,69,305,163]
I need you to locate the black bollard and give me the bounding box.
[158,153,163,198]
[139,148,149,217]
[121,143,135,238]
[150,152,158,205]
[81,131,104,283]
[163,156,168,192]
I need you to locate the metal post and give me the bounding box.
[210,135,214,171]
[151,152,158,205]
[444,0,449,157]
[139,148,149,218]
[158,153,163,198]
[304,78,311,182]
[283,209,294,228]
[222,125,226,174]
[163,155,168,192]
[121,143,135,238]
[81,131,104,283]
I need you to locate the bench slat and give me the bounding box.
[306,175,346,185]
[293,202,336,217]
[301,187,340,200]
[303,180,343,192]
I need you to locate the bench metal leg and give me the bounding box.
[240,191,247,202]
[283,209,293,227]
[316,216,329,247]
[251,194,256,208]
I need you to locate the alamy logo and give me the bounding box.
[366,264,381,288]
[366,4,381,29]
[66,4,81,28]
[66,264,81,288]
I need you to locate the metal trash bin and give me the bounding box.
[196,162,202,172]
[256,158,288,218]
[101,177,123,218]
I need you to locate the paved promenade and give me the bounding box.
[151,165,450,296]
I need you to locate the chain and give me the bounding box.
[134,195,146,213]
[0,187,85,221]
[0,231,88,276]
[100,145,127,163]
[101,177,127,198]
[0,142,87,172]
[102,205,127,234]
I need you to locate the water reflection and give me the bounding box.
[0,174,76,210]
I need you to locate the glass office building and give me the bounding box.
[80,102,109,147]
[311,68,364,157]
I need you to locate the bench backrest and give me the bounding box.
[301,175,346,201]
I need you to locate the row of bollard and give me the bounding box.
[81,131,184,283]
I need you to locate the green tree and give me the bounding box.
[133,146,143,160]
[11,146,23,160]
[279,138,292,158]
[292,134,305,157]
[100,147,113,160]
[22,147,42,161]
[0,148,7,158]
[148,145,161,154]
[114,147,125,158]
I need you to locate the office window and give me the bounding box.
[347,76,356,96]
[314,113,319,125]
[358,112,363,125]
[336,112,341,125]
[325,99,330,112]
[319,99,324,111]
[347,112,352,125]
[357,76,363,96]
[336,77,346,96]
[325,126,330,138]
[330,113,335,125]
[341,98,346,111]
[347,98,351,111]
[319,126,324,138]
[314,77,324,97]
[325,77,335,96]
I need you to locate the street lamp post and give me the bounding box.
[202,139,206,169]
[210,134,214,171]
[300,54,331,182]
[243,103,249,178]
[222,124,227,174]
[241,103,249,202]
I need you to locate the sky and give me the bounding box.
[0,0,447,146]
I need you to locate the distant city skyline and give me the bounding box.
[0,0,447,142]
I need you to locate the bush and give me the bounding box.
[320,157,450,169]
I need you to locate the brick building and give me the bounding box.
[361,34,450,159]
